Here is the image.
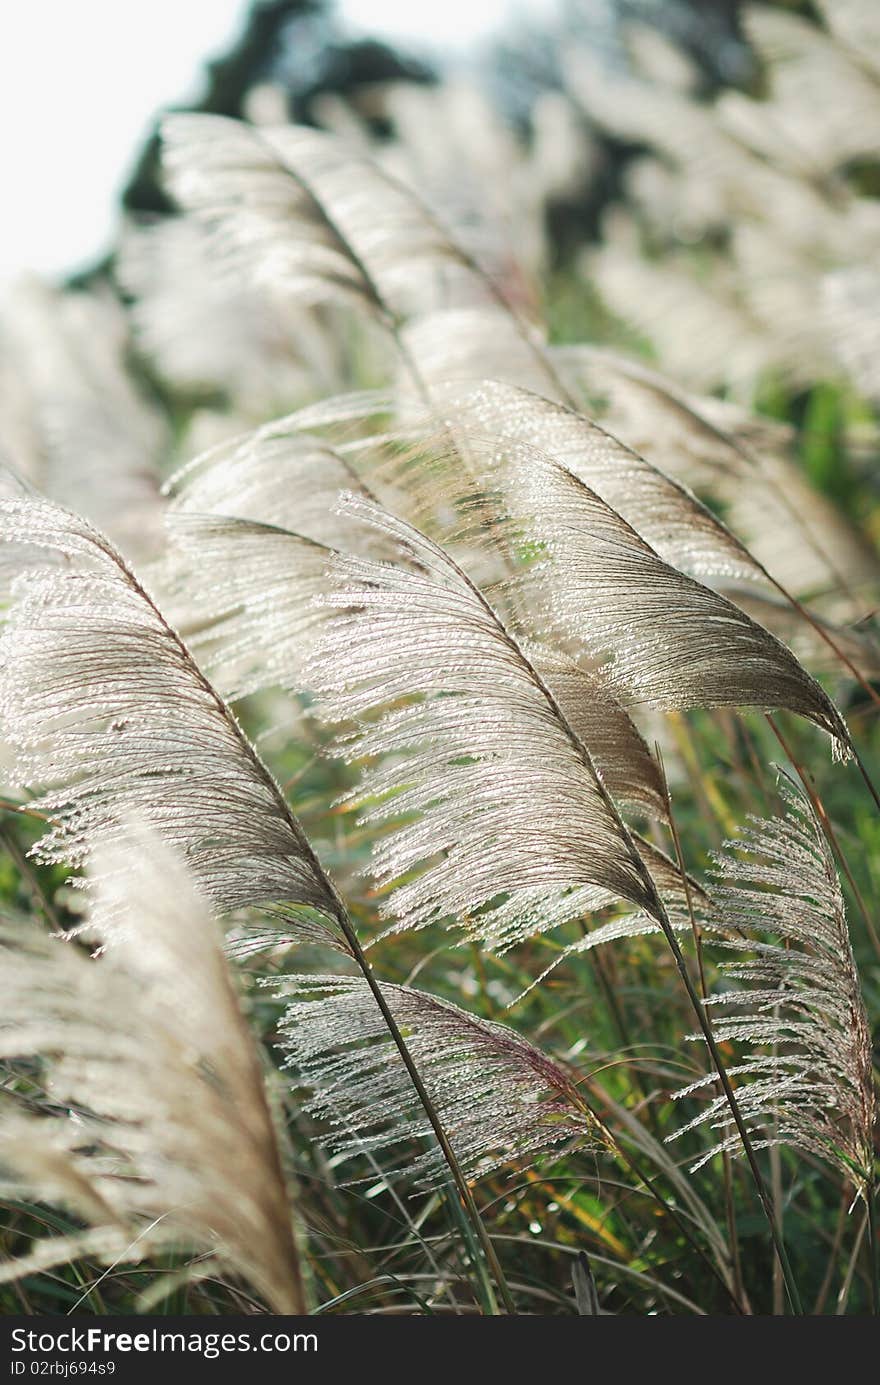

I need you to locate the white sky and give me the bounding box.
[345,0,517,48]
[0,2,250,285]
[0,0,549,287]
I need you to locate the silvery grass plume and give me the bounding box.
[164,401,396,552]
[0,497,530,1286]
[494,446,849,754]
[160,116,379,317]
[160,114,475,326]
[672,773,875,1196]
[399,305,564,405]
[162,422,660,820]
[164,515,337,707]
[159,115,566,409]
[171,504,665,827]
[0,280,166,563]
[580,231,775,395]
[155,382,846,831]
[161,404,411,704]
[325,76,590,287]
[0,825,307,1312]
[550,346,880,617]
[429,379,763,584]
[0,498,347,947]
[716,447,880,624]
[274,975,593,1184]
[308,492,696,953]
[164,385,487,543]
[118,217,342,414]
[440,380,880,677]
[395,304,879,630]
[823,267,880,406]
[567,5,880,397]
[714,587,880,686]
[162,356,876,686]
[163,415,669,820]
[818,0,880,69]
[731,6,880,176]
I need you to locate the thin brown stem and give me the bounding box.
[659,758,748,1313]
[0,825,63,933]
[814,1185,851,1314]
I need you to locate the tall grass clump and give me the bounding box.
[0,0,877,1316]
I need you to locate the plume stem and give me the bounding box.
[868,1183,879,1316]
[659,758,747,1311]
[482,564,804,1308]
[0,825,62,933]
[491,572,803,1307]
[316,892,516,1315]
[364,157,579,409]
[616,761,804,1312]
[766,573,880,719]
[652,891,804,1312]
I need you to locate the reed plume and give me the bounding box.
[673,773,875,1197]
[0,824,307,1312]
